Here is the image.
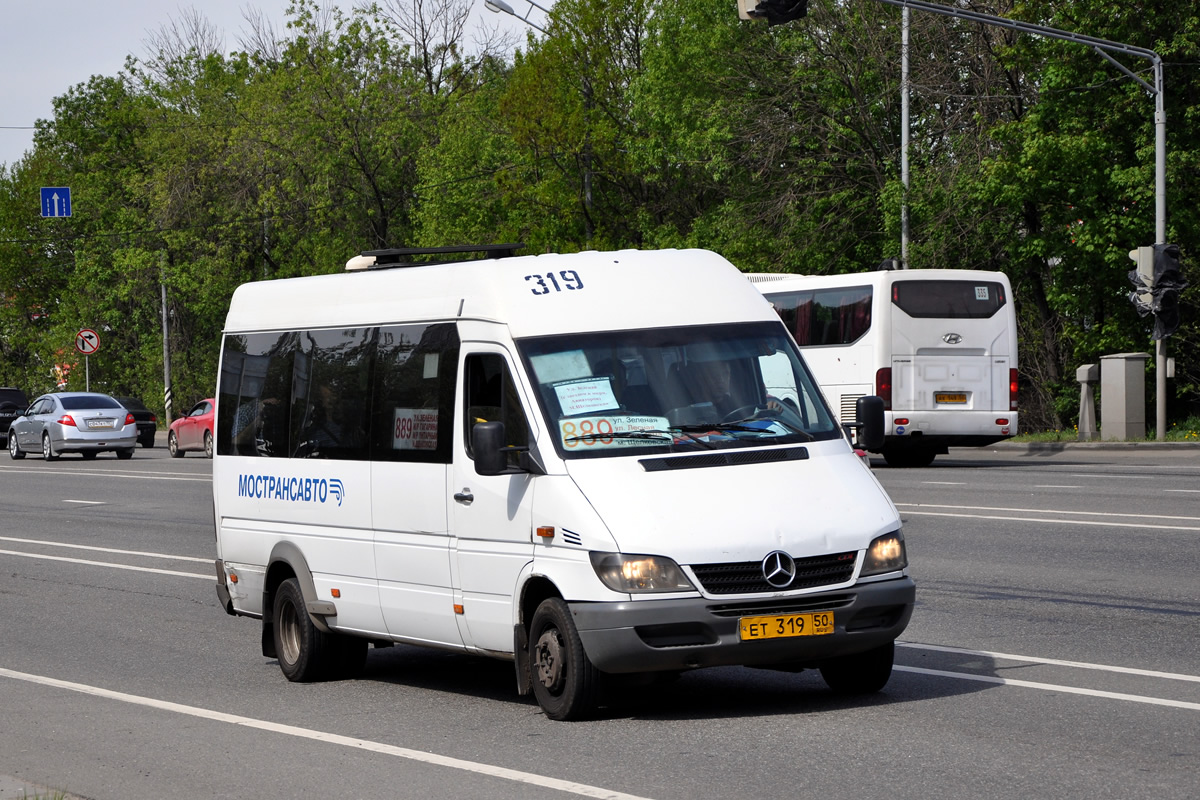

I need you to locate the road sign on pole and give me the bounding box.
[75,329,100,355]
[40,187,72,217]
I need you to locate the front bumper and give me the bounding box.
[570,576,915,674]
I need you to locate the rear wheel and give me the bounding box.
[204,430,214,459]
[42,433,58,461]
[528,598,603,720]
[272,578,364,681]
[81,451,98,460]
[140,434,155,448]
[116,448,134,460]
[168,430,183,458]
[819,641,895,695]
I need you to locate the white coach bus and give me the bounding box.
[750,269,1018,467]
[211,245,915,720]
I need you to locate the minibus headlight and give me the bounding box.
[860,531,907,576]
[589,552,695,593]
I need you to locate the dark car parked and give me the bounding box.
[115,396,158,448]
[0,387,29,447]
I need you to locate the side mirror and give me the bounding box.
[472,421,507,476]
[855,395,885,452]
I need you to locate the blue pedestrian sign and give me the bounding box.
[40,187,72,217]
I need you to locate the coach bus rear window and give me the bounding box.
[892,280,1006,319]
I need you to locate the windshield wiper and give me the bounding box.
[565,428,716,450]
[679,418,816,441]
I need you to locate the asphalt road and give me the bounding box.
[0,442,1196,800]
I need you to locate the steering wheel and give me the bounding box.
[721,404,764,423]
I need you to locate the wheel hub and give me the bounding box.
[533,629,565,691]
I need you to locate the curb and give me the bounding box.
[988,440,1200,452]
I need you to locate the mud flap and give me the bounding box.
[514,623,532,695]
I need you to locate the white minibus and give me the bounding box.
[750,269,1019,467]
[212,245,914,720]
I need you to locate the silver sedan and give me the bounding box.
[8,392,138,460]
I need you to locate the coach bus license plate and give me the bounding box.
[935,393,967,404]
[739,611,834,641]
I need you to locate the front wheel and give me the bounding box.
[819,641,895,695]
[528,598,603,720]
[9,432,24,460]
[42,433,58,461]
[168,430,183,458]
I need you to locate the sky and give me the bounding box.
[0,1,535,169]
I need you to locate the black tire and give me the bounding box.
[42,433,58,461]
[881,447,936,468]
[528,598,603,720]
[273,578,356,682]
[140,434,155,448]
[116,448,134,460]
[819,641,895,695]
[168,431,183,458]
[81,451,98,460]
[9,432,24,460]
[204,430,214,459]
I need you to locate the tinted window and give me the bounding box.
[61,395,122,410]
[217,323,459,463]
[371,323,459,464]
[217,332,298,457]
[767,286,872,346]
[892,280,1006,318]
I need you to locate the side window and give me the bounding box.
[291,328,373,460]
[463,353,530,466]
[370,323,459,464]
[768,287,872,346]
[217,332,297,457]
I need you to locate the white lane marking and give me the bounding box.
[1033,485,1080,489]
[921,481,966,485]
[0,466,208,482]
[900,510,1200,532]
[894,666,1200,712]
[0,667,654,800]
[899,642,1200,683]
[1164,489,1200,493]
[64,500,106,505]
[0,536,211,563]
[895,502,1200,522]
[0,549,209,580]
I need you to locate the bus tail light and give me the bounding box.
[1009,369,1019,411]
[876,368,892,410]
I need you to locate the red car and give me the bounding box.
[168,398,215,458]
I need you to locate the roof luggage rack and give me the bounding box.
[346,243,526,271]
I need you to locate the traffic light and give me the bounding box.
[1127,246,1154,313]
[741,0,809,25]
[1151,243,1184,340]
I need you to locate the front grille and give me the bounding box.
[691,551,857,595]
[706,594,856,618]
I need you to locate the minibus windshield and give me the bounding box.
[519,321,842,458]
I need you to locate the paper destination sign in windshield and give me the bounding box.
[553,377,620,416]
[560,415,671,450]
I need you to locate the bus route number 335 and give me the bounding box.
[739,611,835,640]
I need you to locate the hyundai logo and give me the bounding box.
[761,551,797,588]
[942,332,963,344]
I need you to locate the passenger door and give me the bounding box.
[450,348,537,654]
